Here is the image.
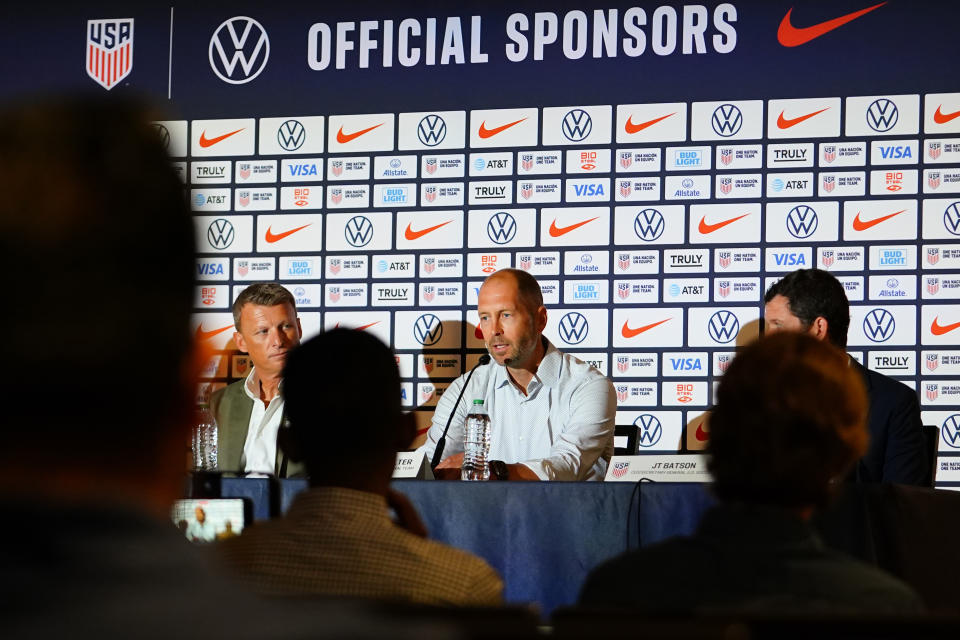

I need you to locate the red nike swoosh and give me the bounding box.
[777,2,887,47]
[695,424,710,442]
[265,224,312,243]
[931,317,960,336]
[621,318,671,338]
[934,105,960,124]
[549,217,599,237]
[698,214,750,234]
[478,118,527,139]
[404,220,452,240]
[624,113,675,134]
[332,321,381,331]
[852,209,905,231]
[777,107,830,129]
[198,128,245,148]
[195,324,233,341]
[336,123,383,144]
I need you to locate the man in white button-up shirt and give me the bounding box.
[420,269,616,481]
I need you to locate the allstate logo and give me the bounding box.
[634,208,665,241]
[558,312,589,345]
[708,310,740,344]
[417,114,446,146]
[277,120,305,151]
[866,98,898,132]
[634,414,662,447]
[206,218,235,250]
[344,216,373,247]
[562,109,593,142]
[209,16,270,84]
[786,205,818,239]
[863,308,895,342]
[711,104,743,137]
[414,313,443,346]
[486,212,517,244]
[944,202,960,236]
[942,415,960,449]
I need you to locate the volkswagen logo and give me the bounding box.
[786,205,818,239]
[711,104,743,137]
[206,218,235,250]
[414,314,443,346]
[209,16,270,84]
[562,109,593,142]
[152,123,170,149]
[866,98,898,132]
[277,119,305,151]
[634,414,662,447]
[486,212,517,245]
[558,312,589,345]
[708,310,740,344]
[417,114,447,146]
[942,415,960,449]
[863,308,895,342]
[344,216,373,247]
[634,208,665,241]
[944,201,960,236]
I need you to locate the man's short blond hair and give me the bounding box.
[232,283,297,331]
[482,268,544,316]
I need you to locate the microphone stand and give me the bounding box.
[430,354,491,470]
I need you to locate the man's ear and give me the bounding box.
[809,316,830,342]
[234,331,248,354]
[536,305,548,333]
[395,412,418,450]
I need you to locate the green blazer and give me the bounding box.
[210,379,306,478]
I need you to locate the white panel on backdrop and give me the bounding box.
[373,156,417,180]
[420,182,465,206]
[922,274,960,300]
[371,254,414,279]
[615,411,683,451]
[398,111,466,151]
[421,154,465,178]
[542,105,611,146]
[259,116,324,155]
[280,186,322,210]
[818,172,866,197]
[236,257,275,281]
[396,210,463,249]
[615,148,661,173]
[715,144,762,169]
[194,284,230,310]
[613,205,685,246]
[612,353,659,378]
[870,140,919,165]
[543,308,608,349]
[516,150,563,174]
[818,141,866,167]
[470,152,513,176]
[691,100,764,141]
[324,255,366,279]
[713,247,761,273]
[765,201,839,243]
[665,146,711,171]
[925,93,960,134]
[191,161,231,184]
[870,245,916,270]
[190,188,230,212]
[845,94,920,137]
[196,257,230,281]
[843,199,917,241]
[327,113,395,153]
[566,149,611,174]
[394,311,463,350]
[616,103,687,143]
[279,158,320,182]
[324,283,367,307]
[848,306,917,346]
[469,107,538,148]
[325,211,392,252]
[924,169,960,194]
[323,311,391,346]
[326,157,369,181]
[613,308,684,348]
[194,216,253,254]
[256,214,323,253]
[467,209,536,248]
[922,199,960,239]
[419,254,463,278]
[686,307,760,347]
[539,207,609,247]
[767,98,841,139]
[514,251,560,275]
[689,203,761,244]
[925,139,960,164]
[191,118,255,157]
[515,179,562,204]
[192,313,238,350]
[869,169,917,196]
[154,120,188,157]
[766,143,814,168]
[921,305,960,346]
[234,188,275,211]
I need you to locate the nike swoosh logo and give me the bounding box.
[549,217,599,237]
[265,224,312,243]
[777,2,887,47]
[695,424,709,442]
[624,113,675,134]
[478,118,527,139]
[195,324,233,341]
[931,317,960,336]
[336,123,383,144]
[198,128,245,148]
[698,214,750,234]
[934,105,960,124]
[333,321,381,331]
[852,209,905,231]
[621,318,671,338]
[777,107,830,129]
[404,220,452,240]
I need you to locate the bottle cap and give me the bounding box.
[472,399,484,405]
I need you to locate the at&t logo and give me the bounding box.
[209,16,270,84]
[866,98,898,132]
[634,414,662,447]
[863,308,895,342]
[418,115,447,146]
[708,310,739,344]
[207,219,235,250]
[277,120,305,151]
[562,109,593,142]
[712,104,742,137]
[634,208,665,241]
[414,314,443,346]
[558,312,589,345]
[486,212,517,244]
[786,205,818,239]
[344,216,373,247]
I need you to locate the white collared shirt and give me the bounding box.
[240,367,285,476]
[418,340,616,480]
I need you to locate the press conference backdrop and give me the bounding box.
[6,1,960,485]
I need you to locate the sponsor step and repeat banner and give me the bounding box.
[9,2,960,484]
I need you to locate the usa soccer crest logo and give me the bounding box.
[618,282,630,300]
[86,19,134,90]
[238,163,251,180]
[328,287,340,303]
[423,286,435,302]
[618,253,631,271]
[521,154,534,172]
[425,158,437,174]
[616,385,629,403]
[822,175,835,193]
[927,354,939,372]
[719,177,732,195]
[519,255,532,270]
[717,251,732,270]
[331,160,343,177]
[611,461,630,478]
[424,186,437,203]
[929,172,941,190]
[929,142,942,160]
[821,250,835,268]
[719,148,733,166]
[619,181,632,198]
[237,191,250,208]
[822,145,836,163]
[328,258,341,275]
[330,188,343,205]
[717,281,731,298]
[927,248,940,265]
[619,152,633,169]
[423,257,436,274]
[927,277,941,296]
[520,183,533,200]
[926,383,939,402]
[616,356,630,373]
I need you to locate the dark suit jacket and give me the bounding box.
[852,361,926,485]
[210,379,305,478]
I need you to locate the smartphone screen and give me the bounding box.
[171,498,246,543]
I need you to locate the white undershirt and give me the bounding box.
[240,367,285,476]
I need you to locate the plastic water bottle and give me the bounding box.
[462,399,491,481]
[192,404,219,471]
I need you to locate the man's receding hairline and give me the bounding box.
[236,300,298,331]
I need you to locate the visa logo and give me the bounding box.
[879,146,912,160]
[196,263,224,276]
[669,357,702,371]
[573,183,605,197]
[774,253,806,266]
[287,163,319,177]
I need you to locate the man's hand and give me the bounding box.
[434,452,463,480]
[386,489,429,538]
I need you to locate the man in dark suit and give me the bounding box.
[764,269,926,485]
[211,283,305,477]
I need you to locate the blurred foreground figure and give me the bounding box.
[221,328,503,605]
[580,333,923,614]
[0,96,393,638]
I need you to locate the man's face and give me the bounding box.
[194,507,206,523]
[764,294,810,335]
[477,277,545,369]
[234,303,301,378]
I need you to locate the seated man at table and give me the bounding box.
[212,282,305,478]
[219,328,503,605]
[579,333,924,614]
[418,268,616,481]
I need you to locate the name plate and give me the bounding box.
[604,454,712,482]
[393,450,434,480]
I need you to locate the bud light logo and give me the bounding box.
[863,308,895,342]
[711,104,743,137]
[942,415,960,449]
[558,312,589,345]
[786,205,818,239]
[866,98,898,132]
[487,212,517,244]
[344,216,373,247]
[708,310,740,344]
[562,109,593,142]
[634,208,665,241]
[413,314,443,346]
[417,114,447,146]
[634,414,662,447]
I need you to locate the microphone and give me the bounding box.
[431,353,491,470]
